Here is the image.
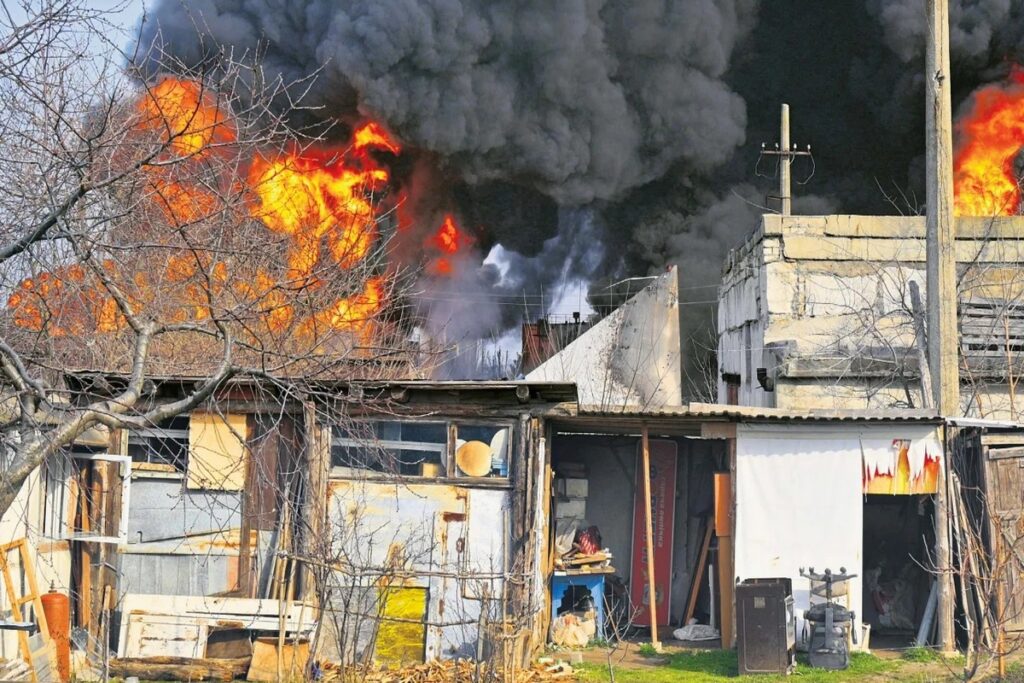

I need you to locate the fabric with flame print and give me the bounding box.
[863,438,940,495]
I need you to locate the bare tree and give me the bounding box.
[0,0,410,518]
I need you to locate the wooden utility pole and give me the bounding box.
[640,426,661,651]
[925,0,957,653]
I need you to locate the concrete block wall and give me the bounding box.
[719,214,1024,417]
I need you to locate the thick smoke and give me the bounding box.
[420,208,604,378]
[139,0,753,205]
[139,0,1024,387]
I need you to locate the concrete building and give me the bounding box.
[718,214,1024,418]
[528,266,682,410]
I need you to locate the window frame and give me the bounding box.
[44,452,133,545]
[126,416,190,474]
[331,419,449,478]
[329,417,515,485]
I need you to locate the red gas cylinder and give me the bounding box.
[40,587,70,682]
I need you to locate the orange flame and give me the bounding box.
[248,147,386,277]
[8,78,394,340]
[954,75,1024,216]
[313,276,386,332]
[427,213,467,276]
[137,77,235,156]
[353,121,401,154]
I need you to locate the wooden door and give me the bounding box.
[983,437,1024,632]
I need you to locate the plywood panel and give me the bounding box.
[188,413,248,491]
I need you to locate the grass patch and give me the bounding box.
[576,650,899,682]
[636,643,660,658]
[901,646,941,663]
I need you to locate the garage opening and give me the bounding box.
[862,494,935,650]
[548,431,727,646]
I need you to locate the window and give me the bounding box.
[454,423,509,477]
[723,374,741,405]
[332,421,447,477]
[127,415,190,471]
[331,420,512,479]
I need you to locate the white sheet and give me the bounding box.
[734,423,941,642]
[736,424,865,642]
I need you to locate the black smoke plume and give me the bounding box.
[138,0,1024,388]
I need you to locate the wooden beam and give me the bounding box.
[700,422,736,440]
[109,656,250,681]
[980,433,1024,447]
[640,426,661,651]
[714,472,734,650]
[684,519,714,625]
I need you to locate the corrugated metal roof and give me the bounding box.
[575,401,942,423]
[946,416,1024,429]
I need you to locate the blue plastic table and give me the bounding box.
[551,569,613,642]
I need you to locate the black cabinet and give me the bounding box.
[736,578,796,675]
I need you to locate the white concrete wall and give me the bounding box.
[718,214,1024,417]
[529,267,682,409]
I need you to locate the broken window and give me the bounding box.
[330,420,512,479]
[126,415,190,472]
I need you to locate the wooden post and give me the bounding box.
[926,0,957,653]
[640,426,661,650]
[714,472,734,649]
[935,425,955,653]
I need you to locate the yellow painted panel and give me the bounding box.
[376,586,426,665]
[187,412,248,491]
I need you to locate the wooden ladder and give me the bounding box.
[0,539,55,682]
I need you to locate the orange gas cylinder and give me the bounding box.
[40,587,70,682]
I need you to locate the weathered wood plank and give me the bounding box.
[109,656,250,681]
[987,447,1024,460]
[981,433,1024,447]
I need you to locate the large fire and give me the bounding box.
[954,71,1024,216]
[8,76,408,341]
[248,146,388,278]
